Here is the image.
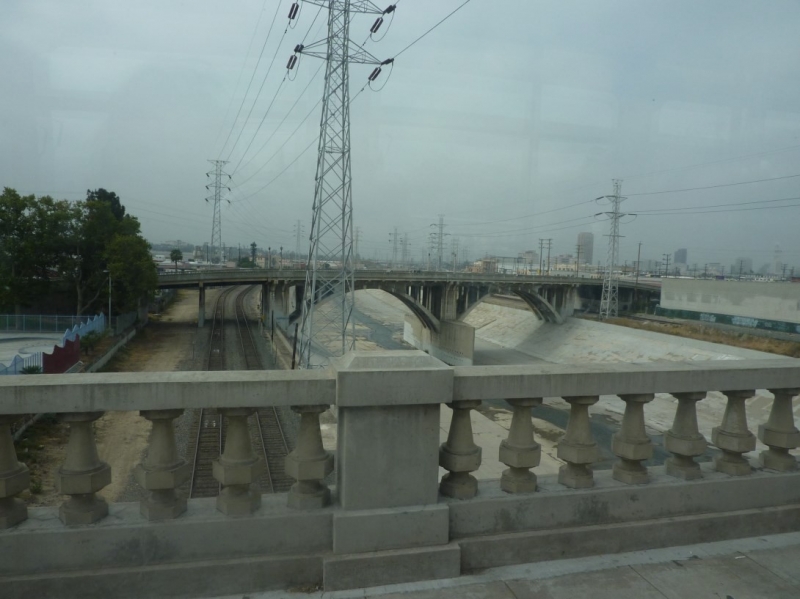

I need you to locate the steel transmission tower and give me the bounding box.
[295,0,386,368]
[205,160,230,264]
[599,179,625,319]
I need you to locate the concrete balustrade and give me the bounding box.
[712,390,757,476]
[0,416,28,529]
[135,409,190,520]
[499,398,542,493]
[285,405,333,509]
[214,408,263,515]
[557,395,600,488]
[664,392,708,480]
[57,411,111,525]
[1,356,800,597]
[759,388,800,471]
[611,393,655,484]
[439,400,482,499]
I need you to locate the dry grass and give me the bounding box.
[605,317,800,358]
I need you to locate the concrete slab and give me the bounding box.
[376,581,516,599]
[631,554,798,599]
[736,544,800,585]
[506,566,668,599]
[333,505,449,554]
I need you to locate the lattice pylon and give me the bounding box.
[599,179,623,319]
[297,0,384,368]
[205,160,230,264]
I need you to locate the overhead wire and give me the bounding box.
[627,173,800,197]
[217,0,284,159]
[225,23,291,164]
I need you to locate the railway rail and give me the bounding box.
[188,285,292,499]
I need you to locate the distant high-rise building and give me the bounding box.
[577,232,594,265]
[674,248,688,265]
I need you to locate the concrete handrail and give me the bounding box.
[1,358,798,414]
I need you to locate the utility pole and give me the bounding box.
[354,226,361,270]
[634,241,642,309]
[451,237,459,272]
[538,239,545,275]
[401,232,409,268]
[599,179,626,319]
[542,239,553,275]
[294,220,305,264]
[205,160,230,264]
[389,227,398,268]
[662,253,671,277]
[575,243,582,275]
[294,0,386,368]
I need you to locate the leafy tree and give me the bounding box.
[106,234,158,313]
[170,248,183,272]
[237,257,255,268]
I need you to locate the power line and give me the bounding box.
[391,0,473,59]
[640,200,800,217]
[637,195,800,214]
[627,173,800,197]
[211,0,271,150]
[217,0,284,159]
[230,74,288,175]
[225,24,290,163]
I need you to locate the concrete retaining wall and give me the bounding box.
[661,279,800,327]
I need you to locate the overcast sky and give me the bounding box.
[2,0,800,269]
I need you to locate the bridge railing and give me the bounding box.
[0,353,798,595]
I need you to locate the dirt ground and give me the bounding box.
[19,289,207,506]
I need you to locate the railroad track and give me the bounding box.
[234,288,293,493]
[188,285,292,499]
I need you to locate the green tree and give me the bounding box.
[106,234,158,313]
[170,248,183,272]
[0,189,75,317]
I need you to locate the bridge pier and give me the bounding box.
[198,284,205,328]
[403,316,475,366]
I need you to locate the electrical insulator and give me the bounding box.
[381,58,394,66]
[370,17,384,34]
[288,3,299,19]
[384,4,396,14]
[368,67,382,81]
[294,44,304,53]
[287,55,298,70]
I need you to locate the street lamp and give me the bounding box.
[280,247,283,271]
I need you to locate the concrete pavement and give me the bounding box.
[214,531,800,598]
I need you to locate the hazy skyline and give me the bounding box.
[2,0,800,269]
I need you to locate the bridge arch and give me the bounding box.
[378,289,440,332]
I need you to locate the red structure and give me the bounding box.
[43,337,81,374]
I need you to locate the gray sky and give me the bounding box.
[2,0,800,270]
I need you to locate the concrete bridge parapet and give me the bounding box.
[2,355,799,597]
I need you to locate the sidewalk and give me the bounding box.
[215,531,800,599]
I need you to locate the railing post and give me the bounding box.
[213,408,263,515]
[612,393,654,484]
[57,412,111,525]
[440,400,482,499]
[285,405,333,509]
[712,390,756,476]
[134,409,190,520]
[759,388,800,471]
[499,398,541,493]
[665,392,707,480]
[557,396,599,488]
[0,416,29,528]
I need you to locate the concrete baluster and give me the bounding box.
[712,390,756,476]
[0,416,29,528]
[499,398,542,493]
[664,392,708,480]
[57,412,111,525]
[213,408,263,515]
[557,396,599,488]
[134,409,190,520]
[758,388,800,471]
[285,405,333,509]
[612,394,655,484]
[440,400,482,499]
